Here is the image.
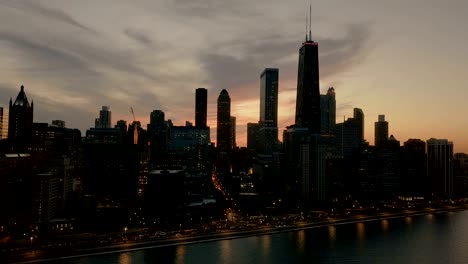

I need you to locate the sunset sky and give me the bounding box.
[1,0,467,152]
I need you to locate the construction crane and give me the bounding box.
[130,107,138,145]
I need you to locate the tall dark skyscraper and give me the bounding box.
[8,85,33,150]
[195,88,207,128]
[375,115,389,147]
[259,68,279,154]
[427,138,454,197]
[217,89,231,152]
[260,68,279,127]
[320,87,336,135]
[295,34,321,134]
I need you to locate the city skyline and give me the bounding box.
[0,1,467,151]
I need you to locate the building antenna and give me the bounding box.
[309,0,312,41]
[305,8,308,41]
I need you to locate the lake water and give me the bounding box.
[48,210,468,264]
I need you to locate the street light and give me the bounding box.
[30,236,33,248]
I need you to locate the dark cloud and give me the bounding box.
[0,1,94,33]
[124,28,156,47]
[319,23,373,79]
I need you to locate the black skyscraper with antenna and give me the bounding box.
[295,2,321,134]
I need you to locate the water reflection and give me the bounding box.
[405,216,413,225]
[296,230,305,254]
[381,219,389,233]
[356,222,365,241]
[328,225,336,242]
[119,252,131,264]
[261,235,271,256]
[174,245,186,264]
[220,238,232,263]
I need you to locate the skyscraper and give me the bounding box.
[295,34,321,134]
[375,115,389,147]
[217,89,231,152]
[96,106,111,128]
[230,116,236,149]
[195,88,208,128]
[427,138,454,197]
[247,122,259,152]
[259,68,279,154]
[320,87,336,135]
[0,107,8,140]
[260,68,279,127]
[8,85,34,150]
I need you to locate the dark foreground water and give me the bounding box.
[49,211,468,264]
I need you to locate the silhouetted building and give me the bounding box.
[300,134,334,203]
[148,110,168,163]
[217,89,231,152]
[195,88,208,128]
[258,68,279,154]
[51,120,65,128]
[334,108,365,158]
[247,123,259,152]
[402,139,427,196]
[427,138,454,197]
[96,106,111,128]
[295,36,320,134]
[0,107,8,140]
[260,68,279,127]
[115,120,127,134]
[8,85,34,151]
[320,87,336,135]
[375,115,389,147]
[230,116,236,149]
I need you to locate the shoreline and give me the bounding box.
[10,205,468,263]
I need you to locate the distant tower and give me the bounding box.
[295,18,321,134]
[320,87,336,134]
[97,106,111,128]
[217,89,231,152]
[8,85,34,150]
[375,115,389,147]
[195,88,208,128]
[0,107,8,140]
[427,138,454,197]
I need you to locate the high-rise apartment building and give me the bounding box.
[217,89,231,152]
[320,87,336,135]
[195,88,208,128]
[375,115,389,147]
[295,36,321,134]
[427,138,454,197]
[0,107,8,140]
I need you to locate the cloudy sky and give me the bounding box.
[1,0,468,151]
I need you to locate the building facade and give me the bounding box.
[427,138,454,197]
